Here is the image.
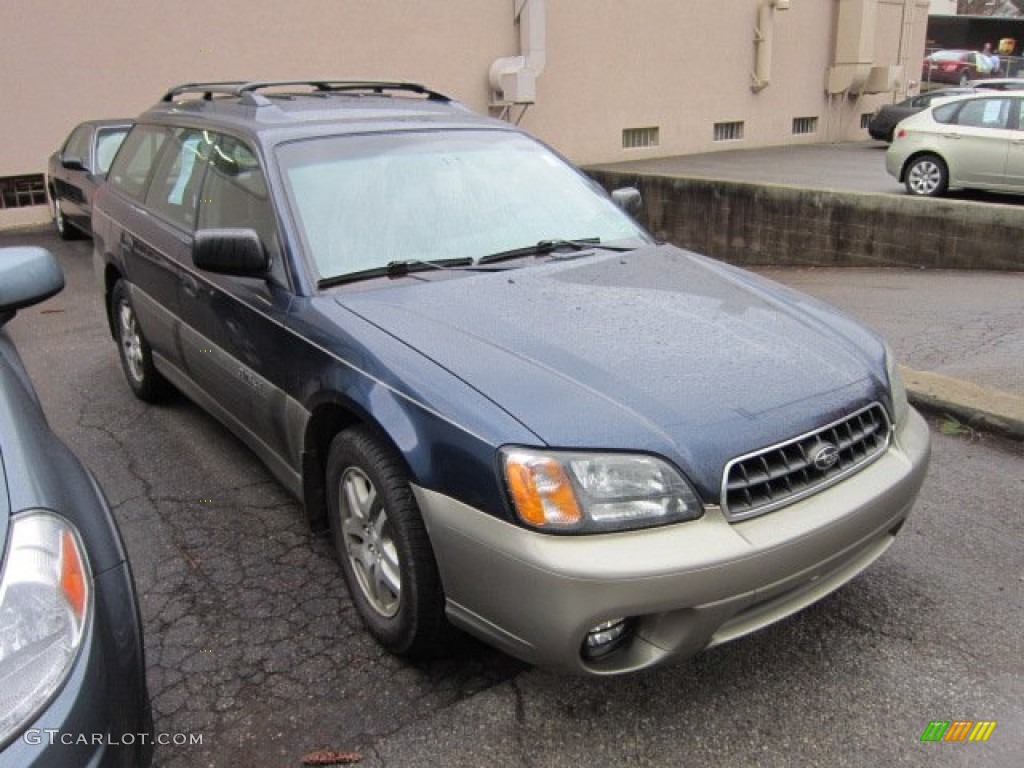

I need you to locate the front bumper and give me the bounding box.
[415,407,931,675]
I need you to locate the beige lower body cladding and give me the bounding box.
[586,170,1024,272]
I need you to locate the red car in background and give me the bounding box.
[922,50,998,86]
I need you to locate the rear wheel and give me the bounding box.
[110,280,167,401]
[326,427,449,656]
[904,154,948,197]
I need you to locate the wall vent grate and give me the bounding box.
[713,121,744,142]
[0,174,47,209]
[622,126,660,149]
[792,116,819,135]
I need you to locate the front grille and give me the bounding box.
[722,403,891,521]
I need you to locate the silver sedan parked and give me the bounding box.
[886,91,1024,197]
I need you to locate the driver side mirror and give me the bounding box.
[193,229,269,277]
[61,155,86,172]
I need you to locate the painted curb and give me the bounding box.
[902,366,1024,442]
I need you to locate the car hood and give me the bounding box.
[335,245,888,499]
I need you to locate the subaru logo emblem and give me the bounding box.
[813,442,840,471]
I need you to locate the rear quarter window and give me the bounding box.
[932,102,959,125]
[107,125,170,201]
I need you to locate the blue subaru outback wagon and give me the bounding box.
[92,81,930,675]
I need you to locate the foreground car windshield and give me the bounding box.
[277,130,645,281]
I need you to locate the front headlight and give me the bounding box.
[501,448,703,533]
[885,345,909,428]
[0,511,91,744]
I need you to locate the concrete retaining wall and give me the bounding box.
[586,170,1023,271]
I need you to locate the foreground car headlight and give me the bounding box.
[502,448,703,532]
[885,345,909,428]
[0,511,91,744]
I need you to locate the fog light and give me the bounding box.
[582,618,631,660]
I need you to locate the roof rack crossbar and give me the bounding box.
[161,80,451,104]
[241,80,451,101]
[161,81,249,102]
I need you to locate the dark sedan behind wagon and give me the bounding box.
[868,87,974,142]
[47,120,131,240]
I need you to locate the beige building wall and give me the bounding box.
[2,0,929,228]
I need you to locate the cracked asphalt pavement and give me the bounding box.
[3,229,1022,767]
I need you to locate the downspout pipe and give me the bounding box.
[489,0,547,105]
[752,0,789,93]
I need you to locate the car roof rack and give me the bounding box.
[161,80,451,107]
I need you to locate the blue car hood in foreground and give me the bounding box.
[337,245,889,499]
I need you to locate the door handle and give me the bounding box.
[181,274,199,297]
[940,133,962,140]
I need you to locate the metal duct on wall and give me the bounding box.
[827,0,877,95]
[489,0,547,105]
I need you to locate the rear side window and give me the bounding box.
[144,129,213,230]
[955,98,1010,129]
[107,125,170,200]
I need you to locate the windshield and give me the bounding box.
[277,130,645,281]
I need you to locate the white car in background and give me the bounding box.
[886,91,1024,197]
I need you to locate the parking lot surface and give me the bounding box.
[3,229,1022,767]
[595,140,1024,204]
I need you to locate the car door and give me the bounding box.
[53,125,93,230]
[943,97,1012,186]
[103,125,184,367]
[181,133,298,470]
[1005,97,1024,189]
[127,127,216,384]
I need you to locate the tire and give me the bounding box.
[904,154,949,197]
[110,280,167,401]
[326,427,449,656]
[958,70,970,87]
[52,196,80,241]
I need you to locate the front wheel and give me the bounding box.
[110,280,167,401]
[326,427,449,656]
[52,197,80,241]
[904,155,949,197]
[959,70,970,87]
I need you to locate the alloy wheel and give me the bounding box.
[338,466,401,617]
[907,160,943,195]
[118,301,146,384]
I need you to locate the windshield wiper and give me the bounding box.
[475,238,638,265]
[317,256,483,289]
[384,257,476,276]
